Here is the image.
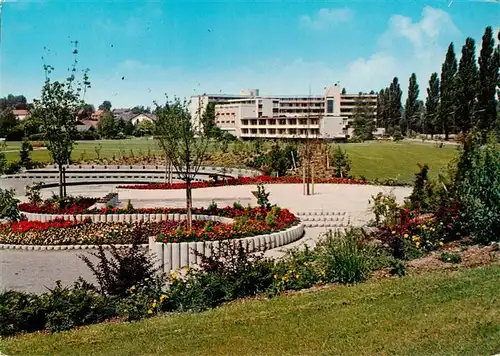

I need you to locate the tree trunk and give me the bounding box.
[58,165,63,199]
[186,178,192,230]
[63,167,67,197]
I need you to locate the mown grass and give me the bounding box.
[2,265,499,356]
[338,141,458,183]
[3,139,457,183]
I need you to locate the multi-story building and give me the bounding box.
[189,85,377,140]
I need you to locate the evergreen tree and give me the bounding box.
[403,73,420,135]
[376,88,387,129]
[388,77,402,133]
[425,72,440,137]
[476,26,498,133]
[439,43,458,139]
[352,95,376,141]
[455,37,479,134]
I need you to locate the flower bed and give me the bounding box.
[19,196,98,215]
[116,175,367,190]
[1,207,298,245]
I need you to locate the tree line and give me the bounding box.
[354,26,499,141]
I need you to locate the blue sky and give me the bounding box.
[1,0,498,108]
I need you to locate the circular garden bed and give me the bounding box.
[1,206,298,246]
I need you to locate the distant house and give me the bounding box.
[112,109,157,125]
[12,109,29,121]
[76,120,99,132]
[91,110,104,120]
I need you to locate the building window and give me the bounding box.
[327,99,334,114]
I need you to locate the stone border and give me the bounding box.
[21,212,234,224]
[0,243,149,251]
[149,223,305,273]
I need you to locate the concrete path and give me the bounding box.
[0,183,411,293]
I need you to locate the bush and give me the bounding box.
[316,229,370,284]
[25,182,43,206]
[0,279,113,336]
[454,134,500,243]
[370,191,399,227]
[4,161,22,175]
[78,231,160,297]
[331,146,351,178]
[256,183,271,209]
[0,188,21,221]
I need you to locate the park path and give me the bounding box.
[1,183,411,293]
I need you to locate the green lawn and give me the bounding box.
[3,139,458,183]
[2,265,499,356]
[339,141,458,183]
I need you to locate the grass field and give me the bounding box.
[2,265,499,356]
[3,139,458,183]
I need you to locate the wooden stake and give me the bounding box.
[302,165,306,195]
[311,165,315,195]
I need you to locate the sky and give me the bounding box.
[0,0,499,109]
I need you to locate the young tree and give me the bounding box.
[439,43,458,139]
[155,98,209,229]
[19,138,33,168]
[97,110,116,139]
[201,101,218,137]
[31,41,90,198]
[403,73,420,135]
[352,95,376,141]
[425,72,440,137]
[455,37,479,134]
[476,26,499,134]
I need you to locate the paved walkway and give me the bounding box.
[1,183,411,293]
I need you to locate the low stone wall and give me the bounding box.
[22,212,233,224]
[149,223,305,273]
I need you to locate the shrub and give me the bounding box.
[0,188,21,222]
[0,279,113,336]
[316,228,369,284]
[407,164,435,212]
[331,146,351,178]
[25,182,43,206]
[370,191,399,227]
[439,251,462,264]
[5,161,22,175]
[19,138,33,168]
[256,183,271,209]
[454,134,500,243]
[78,231,160,297]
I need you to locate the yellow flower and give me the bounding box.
[416,242,420,248]
[273,274,278,279]
[282,276,289,282]
[439,241,444,246]
[392,231,396,235]
[148,309,153,314]
[129,286,136,293]
[403,233,409,238]
[296,273,301,279]
[144,278,150,281]
[160,294,168,302]
[171,273,178,280]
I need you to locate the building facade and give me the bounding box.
[190,85,377,140]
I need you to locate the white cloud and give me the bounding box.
[300,8,353,30]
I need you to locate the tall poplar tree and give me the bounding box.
[425,72,440,137]
[476,26,498,133]
[388,77,402,133]
[403,73,420,135]
[439,43,458,139]
[455,37,479,134]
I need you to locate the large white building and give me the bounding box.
[190,85,377,140]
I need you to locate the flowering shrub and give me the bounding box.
[117,175,368,190]
[0,207,298,245]
[19,196,98,214]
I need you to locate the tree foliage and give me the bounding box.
[455,37,479,134]
[424,72,440,136]
[403,73,420,135]
[98,100,112,111]
[155,98,209,229]
[31,41,90,198]
[97,110,116,139]
[476,26,499,134]
[352,95,375,141]
[439,43,458,140]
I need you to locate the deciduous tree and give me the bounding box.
[439,43,458,139]
[155,98,209,229]
[403,73,420,135]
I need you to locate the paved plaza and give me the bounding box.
[1,183,411,293]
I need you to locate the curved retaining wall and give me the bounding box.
[21,212,234,224]
[149,223,305,273]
